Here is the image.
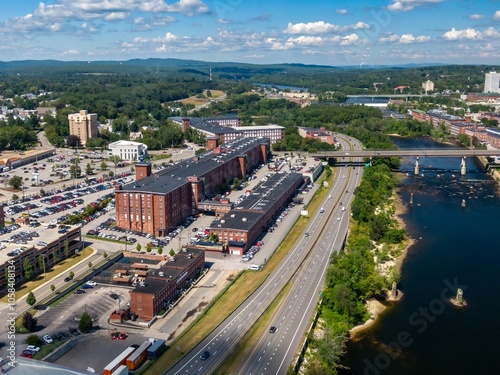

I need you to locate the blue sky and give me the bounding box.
[1,0,499,65]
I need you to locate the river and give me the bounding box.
[341,137,500,375]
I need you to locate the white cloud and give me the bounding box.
[286,36,324,46]
[216,18,232,24]
[387,0,443,12]
[164,0,209,16]
[284,20,369,34]
[336,9,348,15]
[494,11,500,20]
[245,54,264,58]
[104,12,129,21]
[339,33,361,45]
[442,27,482,40]
[379,33,430,43]
[63,49,79,55]
[469,14,484,20]
[483,27,500,38]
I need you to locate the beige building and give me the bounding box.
[422,80,434,93]
[68,110,98,146]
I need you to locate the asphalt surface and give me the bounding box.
[165,136,364,375]
[235,136,364,375]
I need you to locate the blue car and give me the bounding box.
[81,284,93,289]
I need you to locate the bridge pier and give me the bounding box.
[414,158,419,176]
[460,157,466,176]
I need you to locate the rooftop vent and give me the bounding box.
[242,218,247,222]
[220,219,225,223]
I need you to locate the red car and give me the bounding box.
[21,350,33,358]
[111,332,119,340]
[118,332,127,340]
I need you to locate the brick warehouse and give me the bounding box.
[128,247,205,320]
[115,137,270,236]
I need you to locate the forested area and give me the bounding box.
[305,164,404,374]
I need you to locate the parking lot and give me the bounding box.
[36,284,132,336]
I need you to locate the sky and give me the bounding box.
[0,0,499,66]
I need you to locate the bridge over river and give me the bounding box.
[310,149,500,159]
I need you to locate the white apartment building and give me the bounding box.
[484,72,500,94]
[68,110,98,146]
[237,125,285,144]
[108,140,148,161]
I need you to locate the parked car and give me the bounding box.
[86,281,96,286]
[118,332,127,340]
[42,335,53,344]
[111,332,119,340]
[26,345,40,353]
[20,350,33,358]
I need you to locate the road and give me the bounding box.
[166,136,364,374]
[235,136,363,375]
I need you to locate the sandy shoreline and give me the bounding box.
[349,189,414,337]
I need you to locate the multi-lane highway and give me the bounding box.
[166,136,363,375]
[311,148,500,158]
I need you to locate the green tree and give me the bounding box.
[146,245,152,253]
[22,312,38,332]
[64,240,70,259]
[40,188,46,196]
[68,271,74,280]
[25,334,41,346]
[136,244,142,252]
[169,249,175,257]
[23,258,33,280]
[50,284,56,293]
[38,255,44,273]
[78,312,93,333]
[12,193,19,201]
[8,175,23,189]
[88,261,93,269]
[26,291,36,306]
[157,247,163,255]
[209,231,219,243]
[52,248,60,264]
[109,155,122,176]
[103,251,108,259]
[85,163,94,175]
[100,161,108,170]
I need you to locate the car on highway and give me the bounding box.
[64,277,72,282]
[200,351,210,361]
[42,335,53,344]
[26,345,40,353]
[304,232,309,237]
[269,326,277,333]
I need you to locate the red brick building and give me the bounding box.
[129,248,205,321]
[297,127,335,145]
[115,137,270,236]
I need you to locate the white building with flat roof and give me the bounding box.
[484,72,500,93]
[236,125,285,144]
[108,140,148,161]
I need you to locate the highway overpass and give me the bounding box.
[310,149,500,158]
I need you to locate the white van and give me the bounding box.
[248,265,262,271]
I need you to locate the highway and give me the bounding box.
[311,148,500,158]
[166,136,363,375]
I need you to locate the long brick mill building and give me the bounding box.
[115,137,270,236]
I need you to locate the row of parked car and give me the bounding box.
[241,242,264,262]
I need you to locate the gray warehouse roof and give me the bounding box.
[119,137,268,194]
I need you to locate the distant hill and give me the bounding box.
[0,58,450,75]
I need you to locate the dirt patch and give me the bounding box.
[182,301,208,323]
